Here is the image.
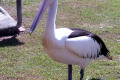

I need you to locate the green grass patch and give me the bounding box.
[0,0,120,80]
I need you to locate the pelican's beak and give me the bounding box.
[30,0,51,33]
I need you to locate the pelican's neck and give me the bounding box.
[45,0,58,36]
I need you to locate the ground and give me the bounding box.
[0,0,120,80]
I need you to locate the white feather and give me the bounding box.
[66,36,101,59]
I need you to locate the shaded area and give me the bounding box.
[0,36,24,47]
[91,78,104,80]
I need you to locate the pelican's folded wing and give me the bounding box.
[65,36,101,59]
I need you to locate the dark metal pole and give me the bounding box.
[16,0,22,28]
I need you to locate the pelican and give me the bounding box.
[30,0,112,80]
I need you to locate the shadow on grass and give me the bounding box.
[0,36,24,47]
[90,78,104,80]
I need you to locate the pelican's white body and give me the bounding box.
[31,0,105,70]
[43,27,103,69]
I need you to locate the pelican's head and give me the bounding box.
[30,0,56,33]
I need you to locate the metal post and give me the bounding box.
[16,0,22,28]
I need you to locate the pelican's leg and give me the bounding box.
[68,64,72,80]
[80,69,84,80]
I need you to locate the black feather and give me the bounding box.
[68,27,110,57]
[0,27,20,37]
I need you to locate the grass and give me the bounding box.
[0,0,120,80]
